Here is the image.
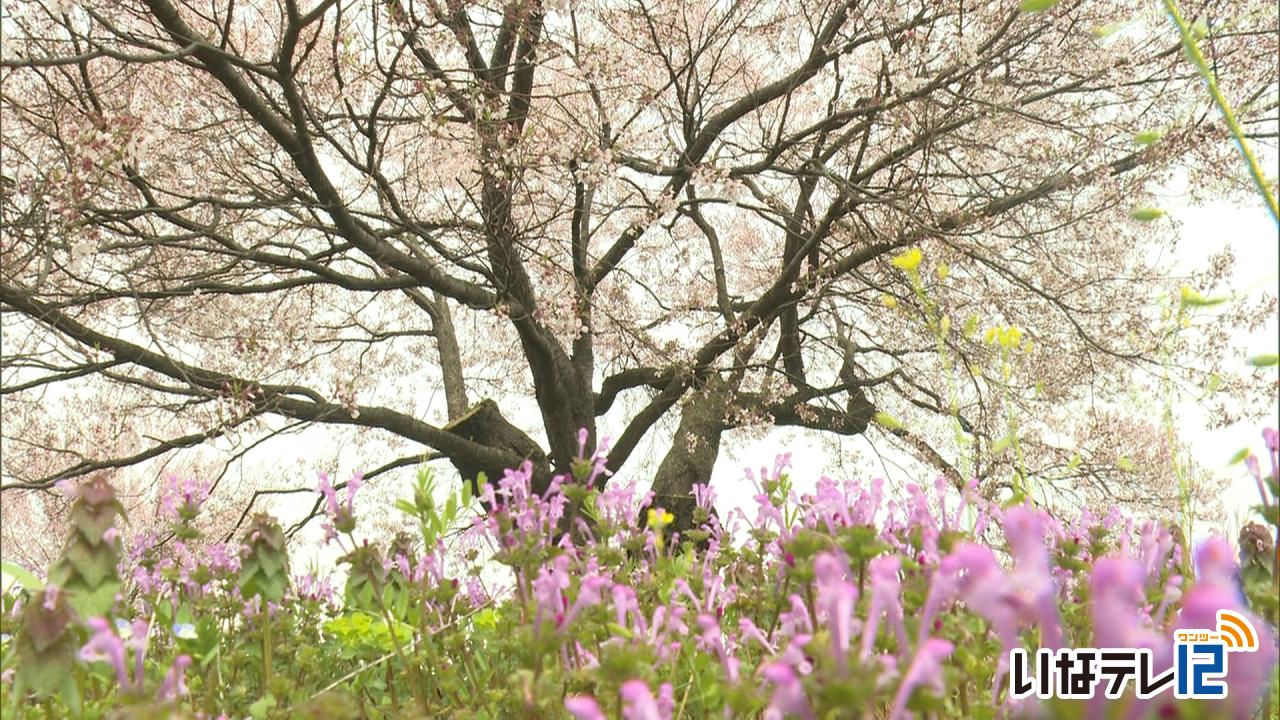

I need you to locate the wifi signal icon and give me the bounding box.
[1216,610,1259,652]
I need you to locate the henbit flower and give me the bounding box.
[860,554,908,662]
[612,584,640,632]
[696,612,740,682]
[1261,427,1278,481]
[125,618,150,686]
[777,594,813,637]
[159,475,211,522]
[739,617,776,654]
[760,662,815,720]
[565,696,606,720]
[917,553,962,645]
[904,483,941,563]
[316,471,362,543]
[1087,556,1171,720]
[562,573,613,629]
[80,617,130,688]
[155,654,192,701]
[317,472,339,515]
[1194,536,1242,595]
[813,552,858,669]
[778,634,814,676]
[656,682,675,718]
[1088,557,1156,650]
[620,679,669,720]
[692,482,717,513]
[1136,521,1175,588]
[464,576,489,607]
[532,555,571,630]
[1002,506,1063,650]
[888,638,954,720]
[948,543,1022,702]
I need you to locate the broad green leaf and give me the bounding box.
[1248,353,1278,368]
[1227,448,1251,465]
[1129,206,1165,221]
[1,561,44,591]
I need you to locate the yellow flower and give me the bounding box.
[936,263,950,281]
[891,247,923,273]
[1003,326,1022,349]
[881,294,898,309]
[646,508,674,528]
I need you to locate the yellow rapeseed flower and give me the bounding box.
[891,247,923,273]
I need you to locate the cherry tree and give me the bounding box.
[2,0,1276,541]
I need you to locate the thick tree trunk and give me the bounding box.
[647,376,731,533]
[442,399,551,493]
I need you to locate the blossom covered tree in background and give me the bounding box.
[1,0,1277,552]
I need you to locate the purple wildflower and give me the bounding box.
[565,696,605,720]
[155,654,192,701]
[80,617,131,689]
[761,662,815,720]
[889,638,954,720]
[813,552,858,668]
[620,679,668,720]
[860,554,907,661]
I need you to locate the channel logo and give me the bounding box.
[1009,610,1261,700]
[1211,610,1258,651]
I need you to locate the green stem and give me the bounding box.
[262,617,272,692]
[1163,0,1279,224]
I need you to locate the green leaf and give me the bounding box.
[1129,206,1165,222]
[1091,22,1124,38]
[1206,373,1223,392]
[991,434,1013,455]
[1248,353,1278,368]
[1179,286,1229,308]
[249,693,277,720]
[1019,0,1060,11]
[872,412,905,431]
[1133,130,1164,146]
[1227,448,1251,466]
[1,561,44,591]
[1117,456,1136,472]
